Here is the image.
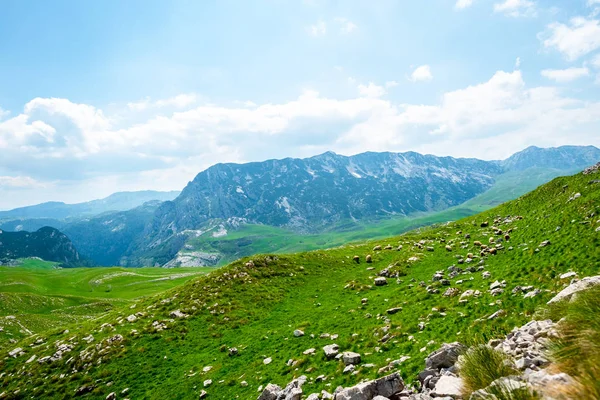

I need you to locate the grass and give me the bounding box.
[459,345,517,396]
[0,260,213,348]
[543,285,600,399]
[0,171,598,399]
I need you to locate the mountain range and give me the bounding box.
[0,145,598,267]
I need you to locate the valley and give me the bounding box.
[0,166,598,399]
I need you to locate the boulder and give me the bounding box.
[293,329,304,337]
[342,351,361,366]
[432,375,463,398]
[425,342,466,370]
[334,372,404,400]
[323,344,340,359]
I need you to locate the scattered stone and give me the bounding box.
[323,344,340,359]
[443,287,460,297]
[488,310,506,320]
[169,310,188,319]
[374,277,387,286]
[263,357,272,365]
[8,348,23,358]
[386,307,402,315]
[342,352,361,366]
[559,271,577,280]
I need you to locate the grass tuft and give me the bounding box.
[459,345,517,396]
[545,286,600,399]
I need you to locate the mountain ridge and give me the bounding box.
[0,190,181,221]
[2,145,599,267]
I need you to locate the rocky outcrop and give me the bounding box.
[547,275,600,304]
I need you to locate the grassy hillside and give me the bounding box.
[0,261,213,349]
[177,167,573,267]
[0,170,598,399]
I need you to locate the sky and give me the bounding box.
[1,0,600,209]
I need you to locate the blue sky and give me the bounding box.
[1,0,600,208]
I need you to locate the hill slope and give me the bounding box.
[0,227,81,266]
[1,165,598,399]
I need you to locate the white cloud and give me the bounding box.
[589,0,600,5]
[493,0,536,17]
[307,21,327,37]
[127,93,197,111]
[0,176,46,189]
[410,65,433,82]
[539,17,600,61]
[385,81,399,88]
[357,82,386,98]
[455,0,474,9]
[2,70,600,208]
[541,67,590,82]
[335,17,357,34]
[515,57,521,68]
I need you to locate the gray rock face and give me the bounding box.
[334,372,404,400]
[547,275,600,304]
[425,342,466,370]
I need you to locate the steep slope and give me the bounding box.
[0,190,180,221]
[0,227,81,266]
[1,166,598,399]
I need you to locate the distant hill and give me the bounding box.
[0,190,180,221]
[0,227,82,266]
